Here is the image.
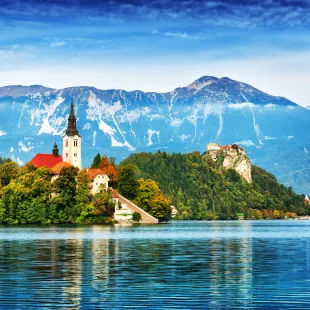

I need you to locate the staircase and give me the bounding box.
[113,191,158,224]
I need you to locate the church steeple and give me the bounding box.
[66,101,79,136]
[63,100,82,169]
[52,143,59,157]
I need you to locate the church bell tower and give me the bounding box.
[63,101,82,169]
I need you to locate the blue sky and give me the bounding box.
[1,0,310,106]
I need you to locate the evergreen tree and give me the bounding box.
[91,153,101,168]
[118,164,138,200]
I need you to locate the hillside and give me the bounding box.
[120,151,309,220]
[0,75,309,193]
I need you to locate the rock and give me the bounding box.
[206,143,252,183]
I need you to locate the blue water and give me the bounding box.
[1,221,310,309]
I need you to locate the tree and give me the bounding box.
[273,209,280,219]
[135,179,160,212]
[52,166,79,223]
[98,155,118,187]
[89,187,116,223]
[149,195,171,222]
[0,157,12,165]
[0,161,19,187]
[75,170,92,216]
[118,164,139,200]
[135,178,171,222]
[91,153,101,168]
[132,211,141,222]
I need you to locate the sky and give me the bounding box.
[1,0,310,106]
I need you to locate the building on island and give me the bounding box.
[28,101,158,223]
[305,196,310,204]
[30,102,82,170]
[207,142,251,183]
[86,169,110,195]
[50,161,71,182]
[63,102,82,170]
[29,101,110,194]
[30,143,63,169]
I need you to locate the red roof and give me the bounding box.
[220,146,227,149]
[86,169,108,181]
[50,162,71,175]
[30,154,63,169]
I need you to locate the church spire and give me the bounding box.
[52,142,59,157]
[66,101,79,136]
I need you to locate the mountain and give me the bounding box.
[0,76,309,193]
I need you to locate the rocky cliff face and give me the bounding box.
[207,145,252,183]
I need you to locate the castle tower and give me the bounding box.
[63,101,82,169]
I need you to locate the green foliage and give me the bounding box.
[134,178,171,222]
[132,211,141,222]
[120,152,308,220]
[0,157,12,165]
[0,163,115,224]
[0,161,19,187]
[118,164,139,200]
[91,153,101,168]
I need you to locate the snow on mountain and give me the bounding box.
[0,75,309,194]
[0,85,54,97]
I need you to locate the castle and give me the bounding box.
[207,142,252,183]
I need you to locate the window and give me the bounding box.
[74,140,78,147]
[65,140,69,147]
[66,153,68,157]
[74,153,77,157]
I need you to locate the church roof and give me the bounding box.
[50,161,71,175]
[30,154,63,169]
[65,101,80,136]
[86,169,109,181]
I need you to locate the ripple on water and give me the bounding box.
[0,221,310,309]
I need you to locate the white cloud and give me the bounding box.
[152,29,198,39]
[0,129,6,136]
[234,140,261,148]
[50,41,65,47]
[228,102,255,109]
[264,136,278,140]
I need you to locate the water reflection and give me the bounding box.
[0,221,310,308]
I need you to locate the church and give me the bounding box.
[29,101,109,193]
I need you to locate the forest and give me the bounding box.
[120,151,309,220]
[0,150,308,224]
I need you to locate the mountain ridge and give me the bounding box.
[0,76,298,107]
[0,75,308,194]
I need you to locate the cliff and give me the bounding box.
[207,143,252,183]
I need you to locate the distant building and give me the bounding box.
[29,102,82,170]
[171,205,178,218]
[50,161,71,182]
[63,102,82,170]
[29,101,110,191]
[30,143,63,168]
[305,196,310,204]
[207,142,220,151]
[86,169,110,195]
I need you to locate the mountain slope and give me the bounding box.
[0,75,309,193]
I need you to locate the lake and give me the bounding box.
[1,221,310,309]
